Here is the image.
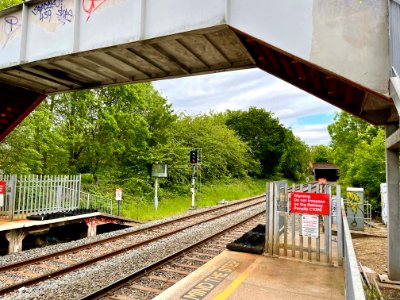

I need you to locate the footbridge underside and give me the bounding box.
[0,0,394,141]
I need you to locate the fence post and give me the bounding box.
[86,194,90,209]
[8,175,17,221]
[337,185,344,266]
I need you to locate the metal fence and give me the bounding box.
[0,175,115,220]
[265,181,366,298]
[265,181,343,265]
[78,189,113,215]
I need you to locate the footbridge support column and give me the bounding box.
[386,78,400,280]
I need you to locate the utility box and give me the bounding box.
[346,187,364,231]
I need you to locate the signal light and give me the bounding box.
[190,150,198,164]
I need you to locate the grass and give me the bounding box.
[118,178,267,221]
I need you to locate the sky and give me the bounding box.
[153,68,339,146]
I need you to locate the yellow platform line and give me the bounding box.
[212,259,258,300]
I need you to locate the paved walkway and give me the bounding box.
[155,250,345,300]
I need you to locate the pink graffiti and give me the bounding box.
[82,0,106,21]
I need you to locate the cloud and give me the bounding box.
[153,68,339,145]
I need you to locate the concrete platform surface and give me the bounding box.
[155,250,345,300]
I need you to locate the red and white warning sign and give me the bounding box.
[115,188,123,201]
[0,181,5,207]
[290,192,330,215]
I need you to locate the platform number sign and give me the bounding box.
[0,181,5,207]
[115,188,123,201]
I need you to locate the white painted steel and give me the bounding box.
[229,0,313,60]
[343,205,366,299]
[229,0,389,95]
[25,0,75,62]
[79,0,142,51]
[265,181,340,265]
[337,186,343,266]
[0,0,391,96]
[143,0,225,40]
[0,10,22,67]
[0,175,83,220]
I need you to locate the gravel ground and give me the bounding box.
[0,202,236,267]
[352,221,400,300]
[0,203,264,300]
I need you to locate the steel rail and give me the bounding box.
[80,211,265,300]
[0,194,264,273]
[0,199,265,296]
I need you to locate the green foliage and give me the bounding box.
[225,107,309,181]
[225,107,287,177]
[0,82,310,219]
[342,130,385,212]
[171,114,259,181]
[0,102,69,174]
[0,0,21,9]
[328,112,379,179]
[310,144,333,163]
[279,129,310,181]
[328,112,384,213]
[119,178,266,221]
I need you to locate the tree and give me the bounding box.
[279,129,310,181]
[0,101,68,174]
[310,145,333,163]
[328,112,384,213]
[328,112,379,179]
[342,129,385,213]
[170,114,259,182]
[225,107,290,178]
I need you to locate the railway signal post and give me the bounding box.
[189,149,201,209]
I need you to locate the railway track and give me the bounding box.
[0,196,265,298]
[80,212,265,300]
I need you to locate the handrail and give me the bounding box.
[342,203,366,300]
[64,187,113,214]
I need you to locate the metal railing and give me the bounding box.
[0,175,114,220]
[14,175,81,216]
[342,204,366,299]
[78,189,113,214]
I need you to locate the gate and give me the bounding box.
[265,181,343,265]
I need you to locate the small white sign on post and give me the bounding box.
[115,188,123,201]
[301,214,319,238]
